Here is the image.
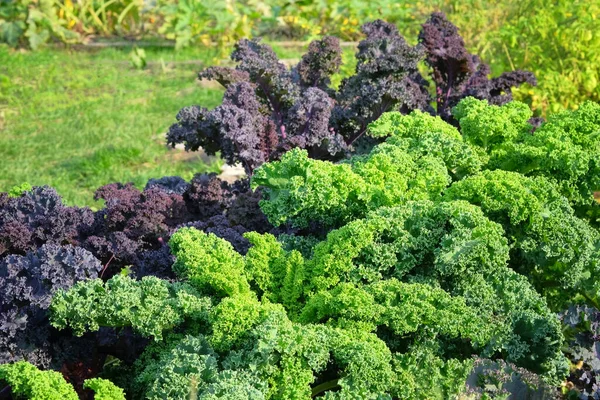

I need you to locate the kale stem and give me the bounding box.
[581,291,600,310]
[100,253,115,279]
[348,126,367,146]
[311,379,340,397]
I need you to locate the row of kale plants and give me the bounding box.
[1,12,599,399]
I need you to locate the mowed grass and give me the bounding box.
[0,44,227,207]
[0,42,354,207]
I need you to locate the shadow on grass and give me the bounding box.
[54,145,221,207]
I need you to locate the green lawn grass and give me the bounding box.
[0,43,354,208]
[0,44,228,207]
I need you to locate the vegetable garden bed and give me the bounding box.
[1,11,600,400]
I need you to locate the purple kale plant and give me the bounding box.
[81,182,186,279]
[293,35,342,91]
[167,36,348,173]
[0,177,273,281]
[84,174,271,278]
[419,12,537,121]
[0,244,102,368]
[0,187,94,257]
[332,20,432,145]
[168,14,536,171]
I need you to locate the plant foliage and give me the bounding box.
[0,13,599,400]
[0,361,125,400]
[6,96,594,398]
[168,14,535,173]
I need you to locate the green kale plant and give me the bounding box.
[0,361,125,399]
[44,213,568,398]
[255,99,600,313]
[6,97,597,399]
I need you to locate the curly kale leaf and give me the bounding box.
[254,108,494,229]
[177,37,349,172]
[86,181,188,273]
[210,82,279,172]
[169,228,250,297]
[0,244,102,367]
[445,170,600,309]
[0,361,125,400]
[452,96,534,152]
[299,279,496,346]
[50,275,211,339]
[252,139,449,228]
[293,36,342,91]
[1,244,102,311]
[0,186,94,257]
[84,174,266,277]
[285,87,347,156]
[169,19,436,172]
[166,105,221,154]
[454,98,600,210]
[251,148,364,228]
[0,361,80,400]
[83,378,126,400]
[230,38,300,110]
[368,110,486,179]
[0,174,272,282]
[183,173,237,219]
[243,232,305,313]
[167,95,271,175]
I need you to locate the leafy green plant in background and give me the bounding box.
[0,0,30,47]
[54,0,147,37]
[270,0,433,41]
[157,0,271,50]
[2,0,599,117]
[0,0,79,49]
[129,45,146,68]
[490,0,600,115]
